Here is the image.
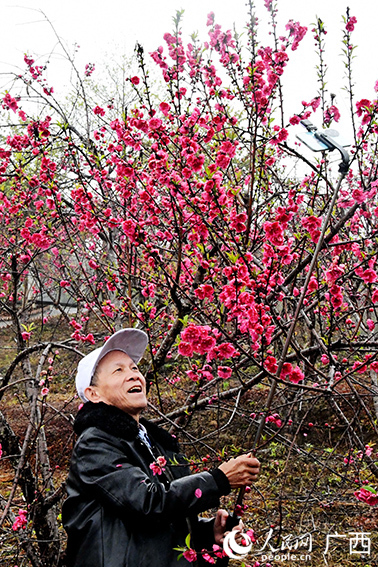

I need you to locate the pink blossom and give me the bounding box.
[88,259,99,270]
[280,362,293,377]
[84,334,95,345]
[217,366,232,379]
[84,62,95,77]
[346,16,357,32]
[21,331,31,341]
[352,187,367,203]
[41,387,49,396]
[367,319,375,332]
[150,456,166,475]
[2,93,18,113]
[213,544,226,558]
[308,278,318,293]
[12,509,27,531]
[93,106,105,116]
[264,221,284,246]
[216,343,236,360]
[183,549,197,562]
[361,269,377,284]
[289,366,304,384]
[187,154,205,172]
[178,342,194,357]
[186,370,199,382]
[181,325,217,355]
[324,105,340,124]
[194,284,214,300]
[149,118,163,130]
[365,444,373,457]
[230,212,247,233]
[289,115,301,126]
[159,101,171,115]
[156,456,167,467]
[122,219,137,238]
[264,356,278,374]
[356,99,371,117]
[266,413,282,427]
[130,76,140,85]
[325,262,344,285]
[354,487,378,506]
[285,20,307,51]
[301,216,322,243]
[206,12,215,27]
[182,326,203,343]
[277,128,288,142]
[245,528,256,542]
[264,0,273,11]
[215,152,231,169]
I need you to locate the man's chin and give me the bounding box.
[122,398,148,416]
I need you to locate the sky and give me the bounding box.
[1,0,377,143]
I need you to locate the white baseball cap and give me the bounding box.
[76,328,148,402]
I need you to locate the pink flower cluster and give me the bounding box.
[285,20,307,51]
[179,325,236,362]
[84,63,95,77]
[149,456,167,476]
[280,363,304,384]
[345,16,357,32]
[12,509,27,531]
[266,413,282,427]
[183,543,229,563]
[2,93,19,113]
[324,105,341,125]
[301,215,322,243]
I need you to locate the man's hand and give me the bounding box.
[218,453,260,489]
[213,509,243,545]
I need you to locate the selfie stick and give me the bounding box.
[227,119,350,528]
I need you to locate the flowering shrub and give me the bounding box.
[1,3,378,566]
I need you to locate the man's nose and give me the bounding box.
[128,374,139,381]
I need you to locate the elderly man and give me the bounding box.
[62,328,260,567]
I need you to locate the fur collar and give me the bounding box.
[74,402,179,452]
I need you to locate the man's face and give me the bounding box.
[87,350,147,419]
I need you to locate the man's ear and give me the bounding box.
[84,386,102,403]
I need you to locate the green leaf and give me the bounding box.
[178,315,189,326]
[361,485,377,494]
[185,533,191,548]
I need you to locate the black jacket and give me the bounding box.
[62,402,230,567]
